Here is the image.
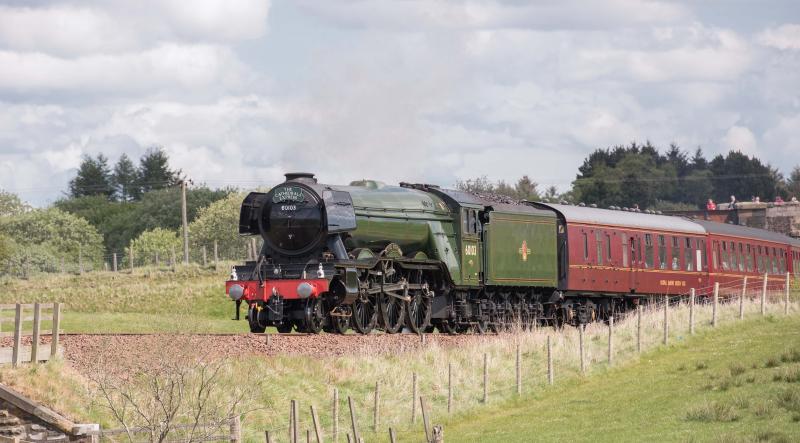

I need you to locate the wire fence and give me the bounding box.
[240,276,798,443]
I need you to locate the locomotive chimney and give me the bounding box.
[284,172,317,184]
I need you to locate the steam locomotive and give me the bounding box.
[225,173,799,334]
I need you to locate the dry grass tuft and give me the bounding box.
[685,400,740,422]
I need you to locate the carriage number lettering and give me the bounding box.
[465,244,478,256]
[281,205,297,211]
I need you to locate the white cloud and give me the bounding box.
[722,125,758,154]
[297,0,689,31]
[0,1,270,56]
[0,44,250,96]
[757,24,800,50]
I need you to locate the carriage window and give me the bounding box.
[644,234,654,268]
[622,236,629,267]
[637,236,643,264]
[729,241,737,271]
[721,242,730,271]
[606,234,612,261]
[700,239,707,270]
[779,250,786,274]
[712,241,719,270]
[671,237,680,270]
[738,243,745,271]
[757,255,764,274]
[685,238,694,271]
[583,232,589,260]
[658,235,666,270]
[595,231,603,265]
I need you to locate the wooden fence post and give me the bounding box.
[50,303,61,359]
[447,363,452,413]
[12,304,22,368]
[373,381,380,432]
[420,397,431,443]
[266,430,273,443]
[761,273,768,316]
[112,253,117,272]
[515,343,521,395]
[171,247,177,270]
[78,244,84,274]
[347,396,360,443]
[332,388,339,443]
[579,325,586,375]
[785,272,791,315]
[636,305,642,353]
[229,415,241,443]
[663,296,669,345]
[310,405,323,443]
[483,353,489,403]
[411,372,418,423]
[202,246,208,267]
[607,316,614,364]
[547,335,553,385]
[31,303,41,363]
[291,400,298,443]
[740,276,747,320]
[689,289,695,335]
[388,428,396,443]
[129,247,134,272]
[712,282,719,327]
[155,251,160,267]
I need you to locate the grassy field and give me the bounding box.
[425,315,800,443]
[0,293,796,443]
[0,265,244,333]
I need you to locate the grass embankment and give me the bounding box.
[437,315,800,443]
[0,265,241,333]
[0,297,796,442]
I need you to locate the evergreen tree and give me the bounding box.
[138,147,179,194]
[68,154,113,198]
[787,165,800,198]
[514,175,540,201]
[112,153,140,201]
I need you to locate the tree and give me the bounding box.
[514,175,539,201]
[0,190,29,217]
[787,165,800,198]
[112,153,140,201]
[188,192,249,261]
[69,154,114,198]
[455,176,494,193]
[0,208,104,273]
[128,228,181,266]
[54,195,138,254]
[138,147,179,193]
[709,151,778,202]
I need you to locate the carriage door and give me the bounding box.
[627,234,640,291]
[461,208,482,285]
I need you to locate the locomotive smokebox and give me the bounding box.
[284,172,317,183]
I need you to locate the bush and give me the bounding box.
[128,228,181,266]
[0,208,104,273]
[188,192,254,261]
[685,401,740,422]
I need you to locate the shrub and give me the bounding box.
[729,364,746,377]
[695,361,709,370]
[685,401,740,422]
[765,357,780,368]
[128,228,181,266]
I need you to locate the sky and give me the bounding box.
[0,0,799,206]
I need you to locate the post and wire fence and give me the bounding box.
[237,274,798,443]
[1,236,265,278]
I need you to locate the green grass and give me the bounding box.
[432,316,800,443]
[0,264,241,333]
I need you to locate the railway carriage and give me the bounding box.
[694,220,795,297]
[226,173,798,334]
[532,203,708,323]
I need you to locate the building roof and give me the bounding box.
[691,219,798,245]
[533,203,707,235]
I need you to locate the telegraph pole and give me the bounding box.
[180,179,190,264]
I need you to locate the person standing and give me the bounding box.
[706,199,716,210]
